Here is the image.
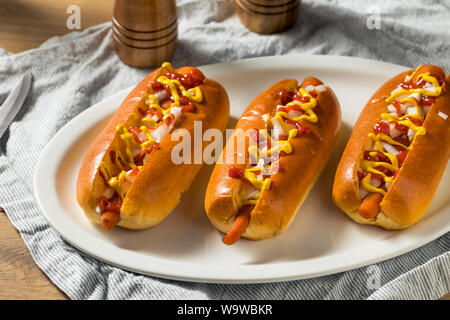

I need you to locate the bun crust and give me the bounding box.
[205,78,341,240]
[77,65,230,230]
[332,71,450,229]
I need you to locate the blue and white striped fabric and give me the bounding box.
[0,0,448,299]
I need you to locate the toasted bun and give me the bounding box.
[77,65,230,230]
[205,78,341,240]
[332,67,450,229]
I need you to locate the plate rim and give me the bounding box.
[34,54,450,283]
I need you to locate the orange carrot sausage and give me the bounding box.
[100,211,120,232]
[358,193,383,219]
[222,205,253,245]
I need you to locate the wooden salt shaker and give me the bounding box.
[235,0,301,34]
[112,0,178,68]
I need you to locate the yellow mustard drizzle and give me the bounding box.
[108,170,127,199]
[98,62,203,200]
[238,87,318,207]
[360,66,443,195]
[116,124,137,169]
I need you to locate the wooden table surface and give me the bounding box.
[0,0,448,301]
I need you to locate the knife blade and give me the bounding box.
[0,71,32,138]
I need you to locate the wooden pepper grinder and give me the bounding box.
[112,0,178,68]
[235,0,301,34]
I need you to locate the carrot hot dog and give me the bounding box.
[333,65,450,229]
[77,62,230,231]
[205,77,341,243]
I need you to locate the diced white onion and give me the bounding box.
[370,178,382,188]
[170,106,183,120]
[304,85,314,93]
[407,128,416,141]
[120,178,132,194]
[240,184,260,202]
[387,104,398,115]
[271,119,287,138]
[131,145,141,158]
[141,117,156,128]
[406,106,418,115]
[288,110,303,118]
[125,169,138,184]
[382,142,400,156]
[385,181,392,190]
[138,130,148,141]
[407,92,421,101]
[423,82,436,92]
[150,122,172,143]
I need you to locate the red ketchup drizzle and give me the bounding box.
[97,194,123,214]
[373,122,389,135]
[180,96,195,112]
[421,95,435,105]
[228,166,253,187]
[391,121,408,132]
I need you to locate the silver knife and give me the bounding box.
[0,71,32,138]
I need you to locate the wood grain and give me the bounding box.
[0,209,67,299]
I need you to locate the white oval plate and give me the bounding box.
[34,55,450,283]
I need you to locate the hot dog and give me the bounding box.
[77,62,230,231]
[333,65,450,229]
[205,77,341,244]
